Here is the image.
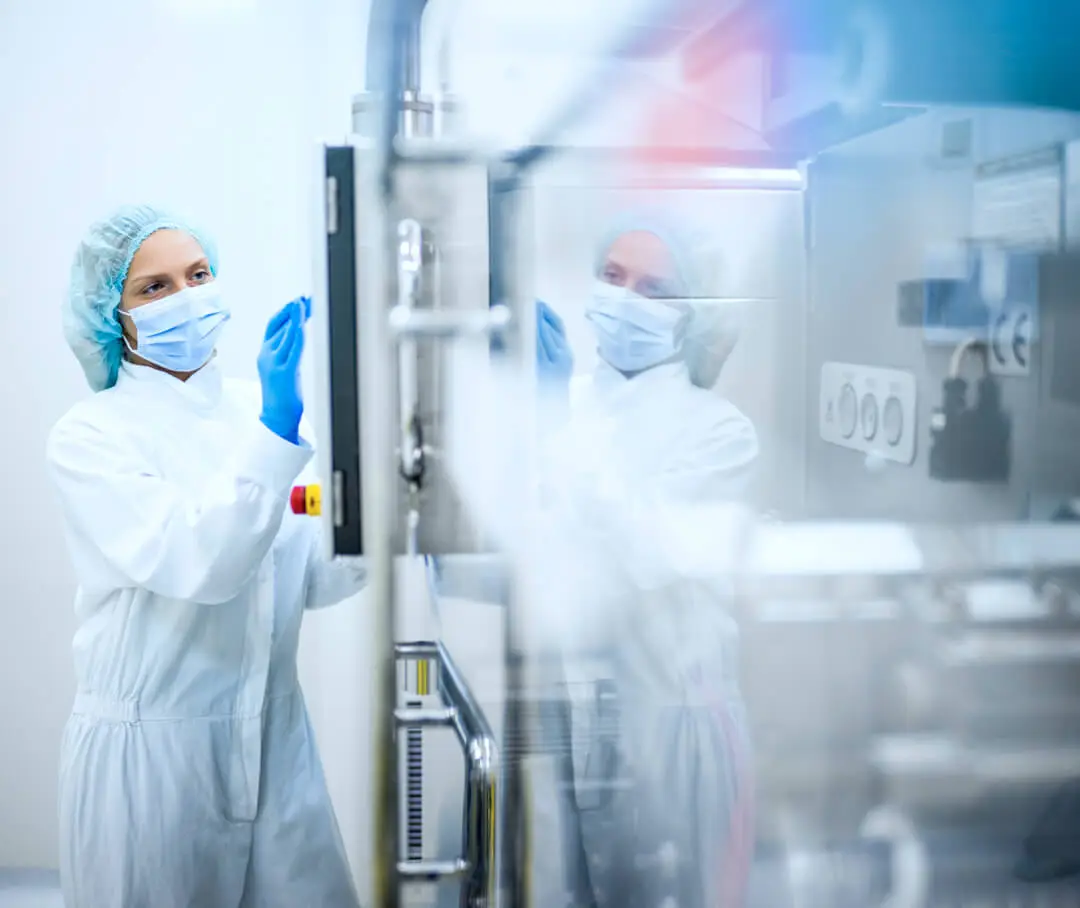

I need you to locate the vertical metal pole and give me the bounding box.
[501,638,530,908]
[359,2,430,903]
[357,145,401,908]
[490,169,532,908]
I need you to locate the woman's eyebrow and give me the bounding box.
[127,270,170,286]
[638,275,668,291]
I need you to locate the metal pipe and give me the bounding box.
[460,735,499,908]
[358,172,400,908]
[435,641,494,747]
[359,1,430,903]
[364,0,428,95]
[400,0,423,95]
[388,305,512,339]
[395,706,458,728]
[363,0,431,194]
[396,219,424,484]
[434,642,499,908]
[397,860,470,880]
[488,173,531,908]
[392,641,499,907]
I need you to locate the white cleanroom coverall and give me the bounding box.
[47,360,366,908]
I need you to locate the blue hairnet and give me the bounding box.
[594,209,740,389]
[593,208,703,297]
[64,205,219,391]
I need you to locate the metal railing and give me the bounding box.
[395,641,499,908]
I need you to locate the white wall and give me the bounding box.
[0,0,372,874]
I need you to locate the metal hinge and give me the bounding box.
[326,176,339,236]
[332,469,345,528]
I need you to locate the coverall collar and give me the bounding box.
[117,355,224,411]
[592,357,690,397]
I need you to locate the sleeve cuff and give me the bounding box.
[237,420,315,496]
[298,415,319,451]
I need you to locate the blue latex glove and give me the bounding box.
[536,300,573,385]
[258,296,310,444]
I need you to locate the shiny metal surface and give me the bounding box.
[396,218,424,486]
[390,152,494,557]
[355,8,435,905]
[395,642,499,908]
[397,860,470,881]
[387,305,512,339]
[344,4,1080,905]
[395,706,459,728]
[355,148,400,908]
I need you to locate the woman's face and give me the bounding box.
[119,228,213,349]
[599,229,680,299]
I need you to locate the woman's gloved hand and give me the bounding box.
[536,300,573,386]
[258,296,310,444]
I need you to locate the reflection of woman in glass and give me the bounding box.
[537,213,757,907]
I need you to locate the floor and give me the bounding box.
[4,860,1078,908]
[0,870,62,908]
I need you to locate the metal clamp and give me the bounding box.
[395,641,499,908]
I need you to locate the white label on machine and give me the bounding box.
[972,146,1063,250]
[819,362,918,465]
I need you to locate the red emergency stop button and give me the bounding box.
[290,484,322,516]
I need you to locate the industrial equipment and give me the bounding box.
[312,1,1080,906]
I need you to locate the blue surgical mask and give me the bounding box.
[585,280,690,373]
[120,282,230,372]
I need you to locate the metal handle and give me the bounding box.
[395,641,499,908]
[389,304,512,338]
[396,219,424,485]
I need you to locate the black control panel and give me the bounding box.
[324,147,364,555]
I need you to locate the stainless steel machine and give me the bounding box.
[310,1,1080,906]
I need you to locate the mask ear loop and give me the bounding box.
[669,304,693,352]
[116,309,140,358]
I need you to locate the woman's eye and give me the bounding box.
[640,280,676,300]
[142,282,164,296]
[638,281,662,298]
[193,269,211,283]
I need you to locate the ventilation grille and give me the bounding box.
[405,698,423,862]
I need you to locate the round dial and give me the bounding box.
[884,396,904,446]
[861,393,879,441]
[839,384,858,439]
